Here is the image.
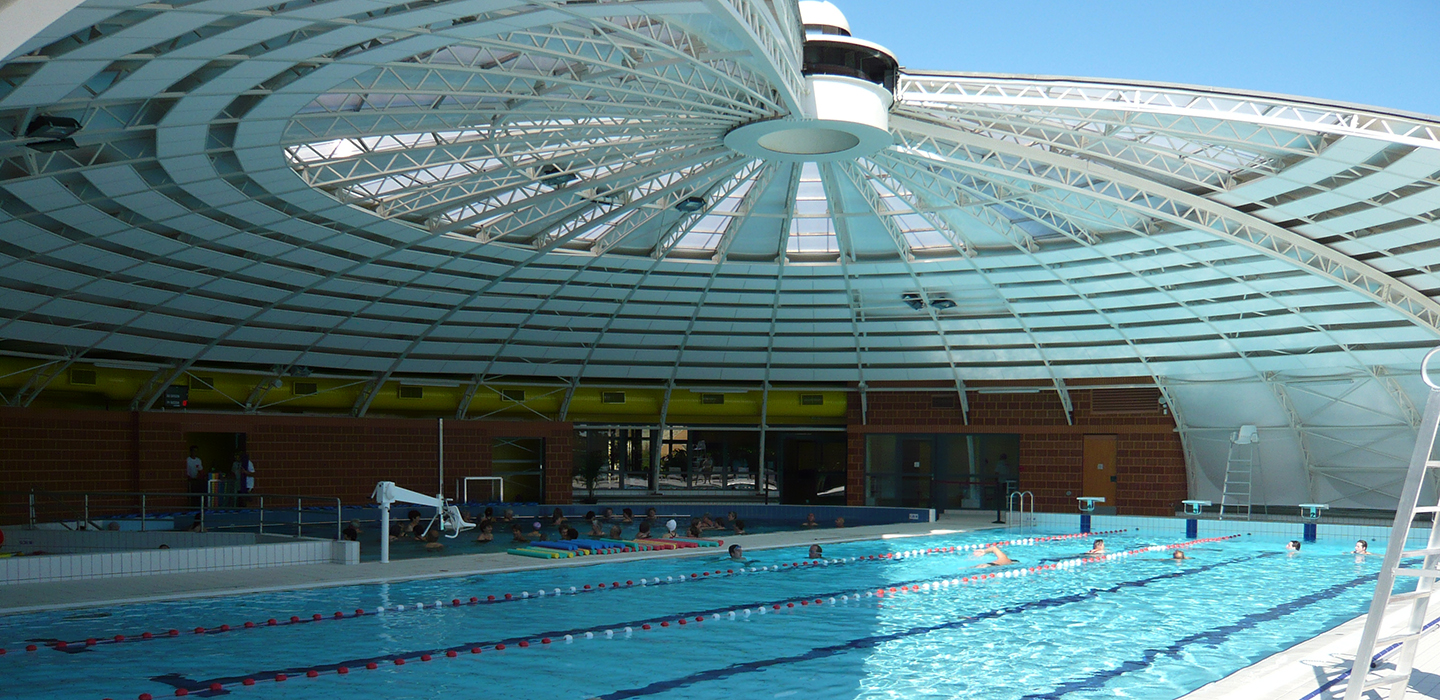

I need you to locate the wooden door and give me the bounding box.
[1082,435,1118,505]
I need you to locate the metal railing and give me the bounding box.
[1008,490,1035,529]
[18,489,344,540]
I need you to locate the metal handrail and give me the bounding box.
[1007,490,1034,529]
[18,489,344,540]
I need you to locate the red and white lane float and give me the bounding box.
[59,529,1136,655]
[109,534,1240,700]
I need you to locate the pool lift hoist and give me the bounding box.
[1343,347,1440,700]
[371,418,474,563]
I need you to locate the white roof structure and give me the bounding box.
[1,1,1438,509]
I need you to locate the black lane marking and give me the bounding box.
[151,547,1192,693]
[587,553,1274,700]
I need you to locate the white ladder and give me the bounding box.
[1344,351,1440,700]
[1219,425,1259,521]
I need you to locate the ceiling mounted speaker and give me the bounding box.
[25,114,81,139]
[675,196,706,213]
[537,164,576,188]
[26,138,79,152]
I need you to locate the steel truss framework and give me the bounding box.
[0,1,1438,507]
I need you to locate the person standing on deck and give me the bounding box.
[185,447,205,508]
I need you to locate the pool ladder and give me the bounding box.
[1344,348,1440,700]
[1007,491,1034,529]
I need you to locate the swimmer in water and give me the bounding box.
[1286,540,1301,554]
[1082,539,1106,556]
[808,544,823,559]
[728,544,746,561]
[1353,540,1378,556]
[974,545,1016,568]
[1171,550,1188,561]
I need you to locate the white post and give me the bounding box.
[438,418,445,500]
[379,500,390,564]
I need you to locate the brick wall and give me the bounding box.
[0,408,574,524]
[846,389,1187,515]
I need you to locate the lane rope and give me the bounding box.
[28,529,1130,653]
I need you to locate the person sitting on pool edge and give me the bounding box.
[1082,539,1105,556]
[974,545,1017,568]
[801,513,819,528]
[808,544,823,559]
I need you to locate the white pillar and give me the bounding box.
[379,501,390,564]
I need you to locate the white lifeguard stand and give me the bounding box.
[1219,424,1259,520]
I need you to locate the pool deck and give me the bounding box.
[0,511,1008,615]
[1181,603,1440,700]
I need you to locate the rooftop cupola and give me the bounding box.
[724,1,897,162]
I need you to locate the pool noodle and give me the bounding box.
[572,539,624,553]
[636,538,697,548]
[508,547,567,559]
[598,538,649,551]
[668,538,721,547]
[533,541,582,551]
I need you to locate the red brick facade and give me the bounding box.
[0,408,574,523]
[846,389,1187,516]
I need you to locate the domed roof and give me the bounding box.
[0,0,1437,403]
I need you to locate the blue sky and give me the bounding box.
[839,1,1440,117]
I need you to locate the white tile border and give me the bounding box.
[0,540,359,585]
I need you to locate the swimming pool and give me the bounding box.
[0,528,1416,700]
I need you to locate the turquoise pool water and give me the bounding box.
[0,529,1414,700]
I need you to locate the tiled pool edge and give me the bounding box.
[1027,512,1427,546]
[0,539,358,586]
[0,512,1007,616]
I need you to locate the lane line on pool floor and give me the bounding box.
[129,536,1233,699]
[1017,568,1385,699]
[590,547,1274,700]
[14,529,1131,654]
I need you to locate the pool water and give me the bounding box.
[370,521,799,561]
[0,529,1415,700]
